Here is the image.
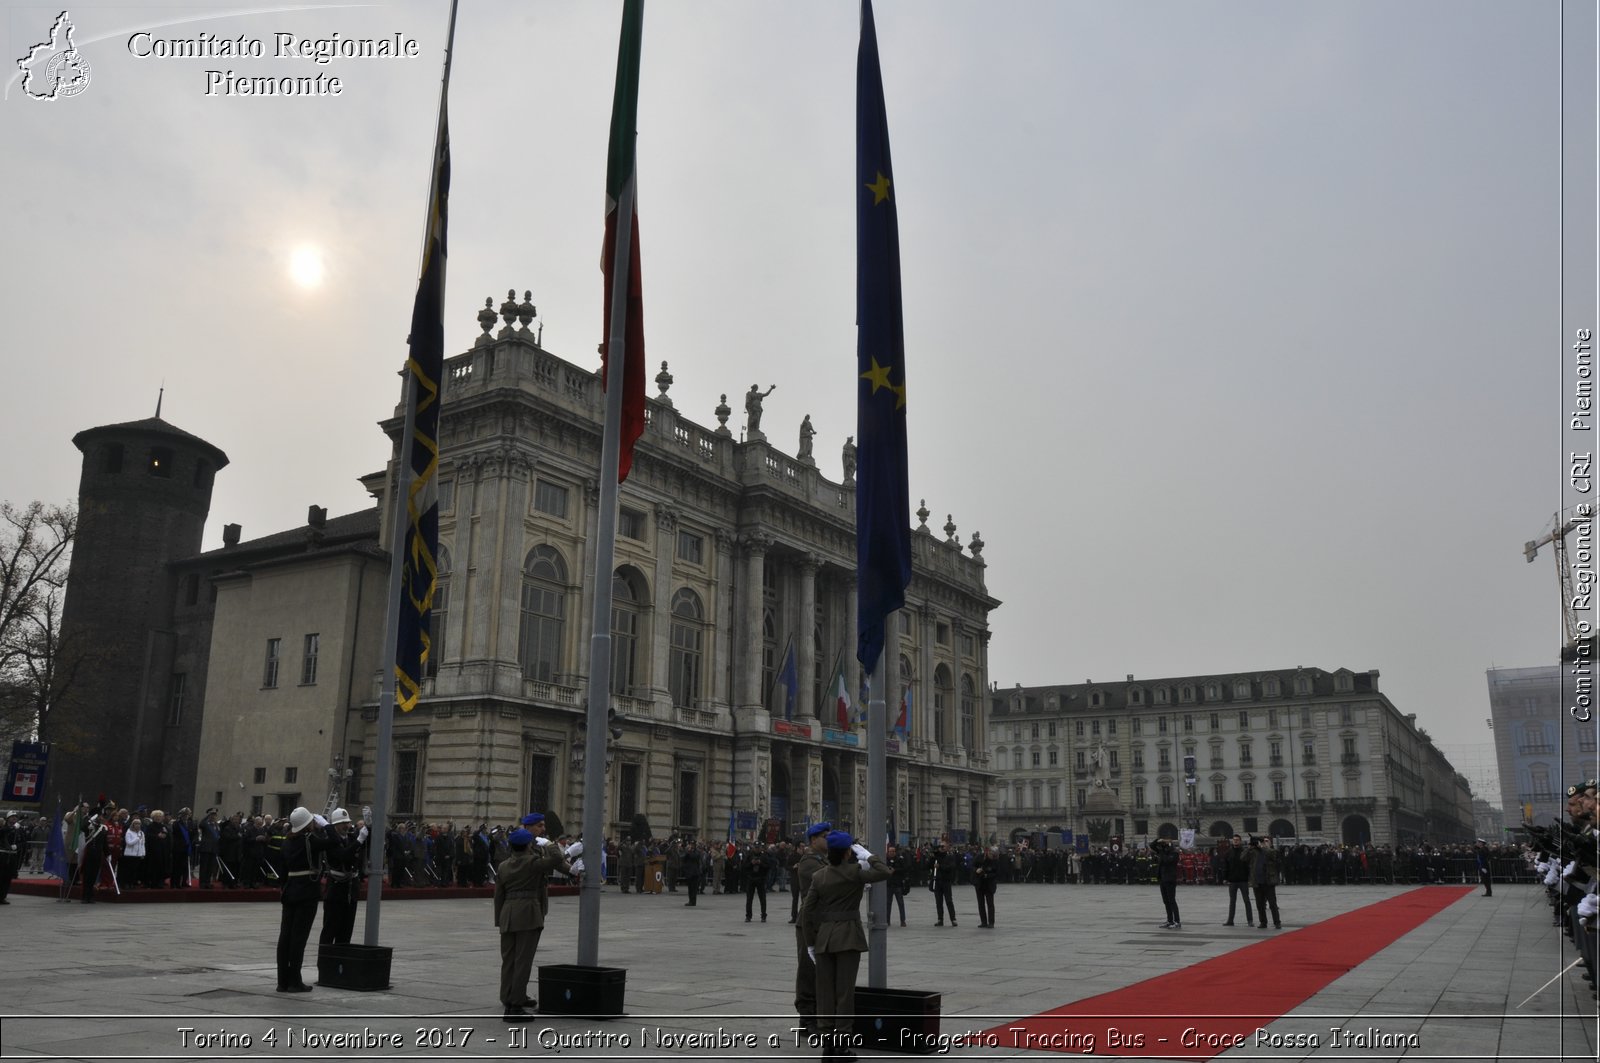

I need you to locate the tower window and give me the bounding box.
[148,446,173,478]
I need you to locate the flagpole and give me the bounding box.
[365,0,458,948]
[866,631,890,986]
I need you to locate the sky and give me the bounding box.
[1,1,1583,806]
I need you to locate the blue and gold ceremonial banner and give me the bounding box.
[395,98,450,713]
[4,740,48,803]
[854,0,912,676]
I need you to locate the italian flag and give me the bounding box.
[601,0,646,483]
[832,661,852,730]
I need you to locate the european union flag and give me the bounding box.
[855,0,911,677]
[396,99,450,713]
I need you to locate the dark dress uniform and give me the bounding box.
[801,850,893,1046]
[0,817,22,902]
[276,825,325,991]
[931,847,959,926]
[319,825,365,945]
[745,848,770,921]
[973,850,999,927]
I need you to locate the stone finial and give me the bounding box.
[517,290,536,330]
[969,530,985,558]
[944,514,958,543]
[917,499,930,528]
[477,297,497,336]
[656,361,674,407]
[500,289,519,332]
[714,394,732,436]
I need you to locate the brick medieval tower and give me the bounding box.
[48,414,228,809]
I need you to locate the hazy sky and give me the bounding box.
[1,1,1577,803]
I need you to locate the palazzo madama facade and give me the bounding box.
[328,292,1002,841]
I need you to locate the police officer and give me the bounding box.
[276,807,324,992]
[319,808,366,945]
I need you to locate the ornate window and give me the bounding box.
[610,569,647,695]
[961,674,976,749]
[428,546,451,678]
[668,588,704,708]
[518,546,567,682]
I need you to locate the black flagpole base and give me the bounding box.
[537,963,627,1018]
[853,986,943,1054]
[316,943,393,991]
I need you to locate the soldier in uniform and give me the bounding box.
[276,807,325,992]
[495,817,570,1023]
[617,833,636,893]
[791,822,831,1037]
[319,808,367,945]
[800,831,893,1054]
[219,813,244,887]
[680,841,704,906]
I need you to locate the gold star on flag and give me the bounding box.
[861,356,894,394]
[866,171,892,205]
[890,382,906,410]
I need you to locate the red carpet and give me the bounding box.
[979,886,1472,1058]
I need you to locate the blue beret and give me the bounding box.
[521,813,544,826]
[508,828,533,847]
[826,830,854,850]
[806,822,833,838]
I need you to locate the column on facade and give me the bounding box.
[576,478,601,681]
[711,531,736,713]
[739,535,770,713]
[650,503,678,707]
[495,454,533,676]
[796,555,819,725]
[919,604,937,750]
[844,575,861,716]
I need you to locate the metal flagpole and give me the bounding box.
[577,141,635,972]
[866,629,891,987]
[364,0,458,948]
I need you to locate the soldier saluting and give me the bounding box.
[318,808,366,946]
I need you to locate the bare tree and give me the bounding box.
[0,501,76,743]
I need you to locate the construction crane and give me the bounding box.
[1524,512,1591,659]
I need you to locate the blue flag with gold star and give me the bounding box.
[855,0,911,677]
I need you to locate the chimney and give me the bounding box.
[222,523,241,547]
[307,505,327,529]
[1126,673,1133,682]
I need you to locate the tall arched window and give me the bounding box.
[427,546,452,678]
[610,569,647,695]
[960,674,977,749]
[934,665,953,746]
[669,588,704,708]
[518,545,567,682]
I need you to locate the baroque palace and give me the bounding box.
[990,668,1475,850]
[49,291,1000,843]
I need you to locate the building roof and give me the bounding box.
[72,416,230,468]
[989,666,1377,716]
[179,506,382,572]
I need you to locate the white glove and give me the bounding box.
[1579,894,1600,918]
[535,836,551,847]
[356,826,369,844]
[851,843,872,861]
[312,814,329,828]
[807,947,816,963]
[1545,866,1561,886]
[1566,861,1580,878]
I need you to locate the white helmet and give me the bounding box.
[330,807,352,826]
[289,806,314,833]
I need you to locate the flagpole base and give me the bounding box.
[853,986,942,1055]
[316,943,393,991]
[537,963,627,1019]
